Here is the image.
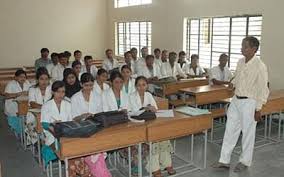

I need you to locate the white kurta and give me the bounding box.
[51,64,69,81]
[160,62,187,79]
[41,99,72,145]
[209,66,233,85]
[4,80,31,116]
[71,90,103,118]
[102,88,129,112]
[128,91,157,112]
[122,78,136,95]
[93,81,110,95]
[81,65,98,78]
[102,58,120,72]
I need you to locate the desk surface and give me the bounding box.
[180,85,230,95]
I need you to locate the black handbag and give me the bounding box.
[131,111,156,121]
[51,119,103,138]
[87,110,129,128]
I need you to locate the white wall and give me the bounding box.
[108,0,284,90]
[0,0,108,68]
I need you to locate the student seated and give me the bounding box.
[46,53,58,75]
[64,51,72,68]
[102,71,128,111]
[71,60,82,79]
[4,69,31,135]
[160,52,187,80]
[102,49,120,72]
[154,48,162,68]
[26,67,51,145]
[81,55,98,78]
[121,65,136,95]
[120,51,135,75]
[128,76,176,177]
[73,50,84,65]
[131,47,139,73]
[161,50,168,63]
[51,52,70,81]
[136,47,149,72]
[187,54,206,78]
[177,51,189,74]
[93,68,110,95]
[209,53,233,85]
[63,68,81,99]
[35,48,51,71]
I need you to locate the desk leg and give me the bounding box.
[210,118,214,142]
[128,147,131,177]
[149,142,152,177]
[50,161,53,177]
[64,158,69,177]
[20,116,24,147]
[264,115,268,139]
[203,130,208,169]
[22,116,27,150]
[190,134,194,162]
[268,114,272,138]
[58,160,62,177]
[37,134,42,166]
[138,143,143,177]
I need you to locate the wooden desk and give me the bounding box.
[154,96,169,110]
[180,85,234,106]
[261,89,284,115]
[153,78,209,97]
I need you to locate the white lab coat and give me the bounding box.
[154,58,162,69]
[122,78,136,95]
[137,63,162,79]
[93,81,110,95]
[186,65,205,76]
[102,88,129,112]
[119,61,135,73]
[4,80,31,116]
[177,61,189,74]
[160,62,187,79]
[46,63,56,75]
[81,65,98,78]
[135,57,146,73]
[209,66,233,85]
[28,85,52,105]
[51,64,70,81]
[71,90,103,118]
[41,98,72,145]
[102,58,120,72]
[128,91,157,112]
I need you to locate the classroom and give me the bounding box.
[0,0,283,177]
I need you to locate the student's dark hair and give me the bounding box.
[51,52,58,59]
[109,71,123,82]
[154,48,161,54]
[130,47,137,52]
[36,67,49,80]
[97,68,108,76]
[84,55,93,61]
[124,51,132,58]
[121,65,132,72]
[219,53,228,60]
[51,81,65,92]
[105,49,113,54]
[64,51,71,57]
[15,69,27,77]
[40,48,49,53]
[80,73,94,84]
[74,50,81,55]
[162,50,168,54]
[63,68,76,80]
[58,52,68,59]
[145,55,155,61]
[169,52,177,58]
[141,46,147,52]
[243,36,260,52]
[191,54,199,60]
[135,76,148,86]
[179,51,186,57]
[72,60,81,68]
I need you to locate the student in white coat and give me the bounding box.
[46,53,58,75]
[102,71,128,112]
[154,48,162,69]
[121,65,136,95]
[71,73,103,118]
[81,56,98,78]
[102,49,120,72]
[73,50,84,66]
[4,69,31,135]
[128,76,176,177]
[51,52,70,81]
[138,55,162,93]
[120,51,136,76]
[186,54,206,78]
[131,47,140,74]
[93,68,110,96]
[160,52,187,79]
[209,53,233,85]
[71,60,82,80]
[135,47,149,73]
[26,68,51,145]
[177,51,189,74]
[212,37,269,172]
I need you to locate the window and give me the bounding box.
[185,15,262,70]
[116,21,152,57]
[115,0,152,8]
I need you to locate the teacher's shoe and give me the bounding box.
[211,162,230,169]
[234,162,248,172]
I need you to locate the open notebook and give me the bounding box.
[175,106,210,116]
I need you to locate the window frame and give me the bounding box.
[114,0,152,8]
